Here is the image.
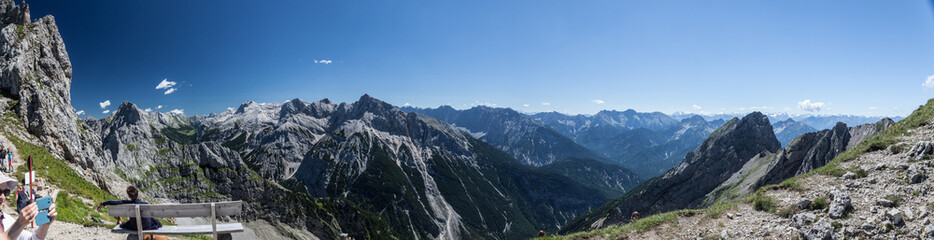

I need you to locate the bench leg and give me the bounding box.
[218,233,232,240]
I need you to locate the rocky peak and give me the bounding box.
[0,0,29,26]
[681,115,708,126]
[683,112,780,170]
[235,100,258,114]
[111,101,145,125]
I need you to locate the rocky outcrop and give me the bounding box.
[0,0,117,193]
[562,112,781,232]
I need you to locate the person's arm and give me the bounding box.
[97,200,125,209]
[7,203,36,239]
[32,203,54,239]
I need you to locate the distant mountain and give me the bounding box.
[400,106,609,166]
[563,114,894,233]
[531,110,678,138]
[797,115,901,130]
[772,118,818,146]
[180,95,617,239]
[563,112,781,232]
[532,111,724,179]
[401,105,643,194]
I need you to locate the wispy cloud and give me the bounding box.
[692,104,702,110]
[541,102,550,106]
[144,108,152,112]
[797,99,825,112]
[924,75,934,89]
[157,105,164,109]
[75,110,85,116]
[157,79,179,95]
[156,79,176,89]
[102,110,110,114]
[314,59,333,64]
[591,99,605,104]
[169,109,184,115]
[99,100,111,109]
[522,104,530,107]
[868,106,878,110]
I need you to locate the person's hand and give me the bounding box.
[47,204,56,223]
[18,202,36,223]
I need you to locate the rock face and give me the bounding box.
[562,112,781,232]
[539,157,643,195]
[0,0,116,191]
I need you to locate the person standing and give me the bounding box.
[6,148,11,173]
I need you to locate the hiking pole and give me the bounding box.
[28,155,33,228]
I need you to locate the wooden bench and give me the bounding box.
[107,201,244,240]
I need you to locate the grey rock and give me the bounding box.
[798,199,812,210]
[877,198,896,208]
[829,189,852,219]
[908,141,934,161]
[907,165,927,184]
[806,218,836,240]
[924,225,934,240]
[843,171,857,179]
[793,212,817,228]
[888,208,905,227]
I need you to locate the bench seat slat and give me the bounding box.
[108,201,242,218]
[111,223,244,235]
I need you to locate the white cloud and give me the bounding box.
[102,110,110,114]
[99,100,111,109]
[749,106,770,110]
[314,59,333,64]
[522,104,530,107]
[692,104,702,110]
[591,99,605,104]
[169,109,184,115]
[403,103,411,107]
[797,99,826,112]
[144,108,152,112]
[868,106,878,110]
[923,75,934,89]
[156,79,177,90]
[75,110,85,116]
[541,102,551,106]
[157,105,164,109]
[164,88,178,95]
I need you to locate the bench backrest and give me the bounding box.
[108,201,242,218]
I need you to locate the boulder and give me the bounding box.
[887,209,905,227]
[829,189,851,219]
[907,165,927,184]
[842,171,857,179]
[798,199,812,210]
[806,218,836,240]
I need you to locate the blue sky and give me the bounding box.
[27,0,934,118]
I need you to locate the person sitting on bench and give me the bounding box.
[96,186,162,230]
